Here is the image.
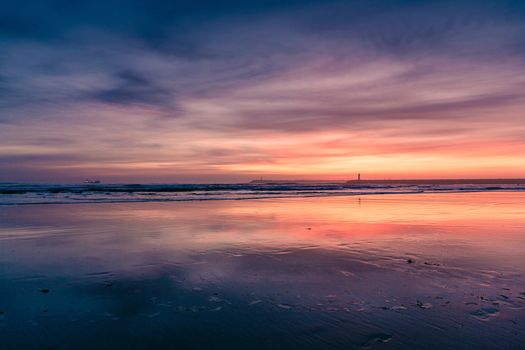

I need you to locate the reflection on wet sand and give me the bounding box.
[0,193,524,349]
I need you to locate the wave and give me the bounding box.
[1,182,524,205]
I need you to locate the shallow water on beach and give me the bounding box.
[1,193,524,349]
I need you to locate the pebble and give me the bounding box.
[470,307,499,321]
[416,301,432,309]
[391,305,407,311]
[361,333,393,349]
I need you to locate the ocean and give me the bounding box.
[1,181,525,205]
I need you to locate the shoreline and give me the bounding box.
[2,188,525,206]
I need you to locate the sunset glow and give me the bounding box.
[5,3,525,349]
[2,1,525,182]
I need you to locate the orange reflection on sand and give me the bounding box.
[70,192,525,258]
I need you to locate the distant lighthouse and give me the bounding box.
[358,173,361,181]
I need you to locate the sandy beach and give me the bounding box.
[1,192,524,349]
[3,0,525,348]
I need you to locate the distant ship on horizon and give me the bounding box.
[84,179,101,184]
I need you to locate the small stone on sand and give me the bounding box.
[391,305,407,311]
[416,301,432,309]
[361,333,393,349]
[470,307,499,321]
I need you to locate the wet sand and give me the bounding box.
[0,193,524,349]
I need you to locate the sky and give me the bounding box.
[1,0,525,183]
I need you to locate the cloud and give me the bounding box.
[1,0,525,181]
[88,69,174,107]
